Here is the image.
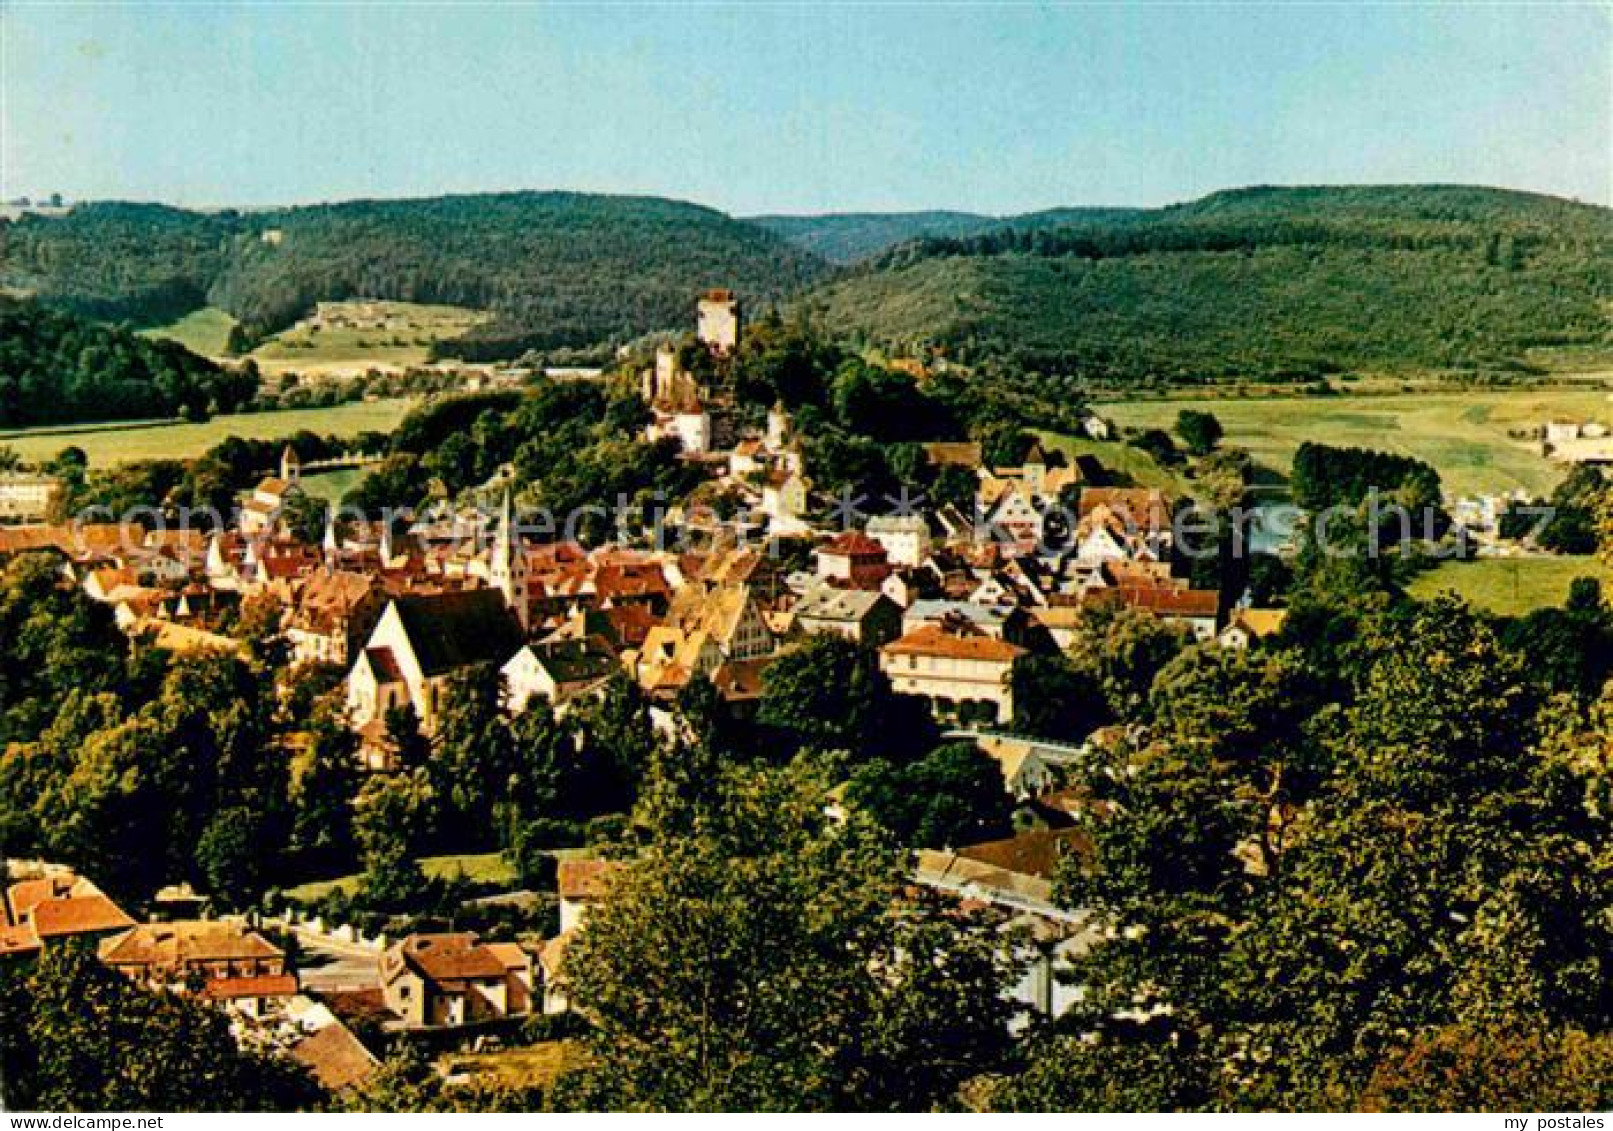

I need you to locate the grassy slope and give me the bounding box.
[1101,388,1613,496]
[282,852,519,904]
[1407,556,1613,617]
[140,306,238,355]
[297,467,369,504]
[1035,430,1189,493]
[143,300,488,371]
[0,398,415,466]
[248,300,490,374]
[442,1042,578,1089]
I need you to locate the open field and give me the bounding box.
[442,1042,579,1090]
[1406,555,1613,617]
[1100,387,1613,497]
[299,467,370,504]
[140,307,239,356]
[0,399,415,467]
[248,300,489,376]
[144,301,489,376]
[282,852,519,904]
[1036,430,1188,493]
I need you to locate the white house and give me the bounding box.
[879,624,1026,724]
[500,638,617,713]
[865,514,931,568]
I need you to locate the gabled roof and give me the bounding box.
[1078,487,1172,532]
[905,600,1016,631]
[1086,586,1219,618]
[99,921,284,967]
[29,894,135,939]
[1227,608,1289,637]
[201,973,299,1000]
[667,583,764,650]
[8,874,94,920]
[362,646,405,684]
[0,923,40,957]
[955,827,1092,880]
[711,655,774,701]
[921,441,983,469]
[882,625,1026,663]
[389,589,525,678]
[519,639,617,686]
[388,933,508,984]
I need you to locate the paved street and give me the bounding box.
[292,928,381,993]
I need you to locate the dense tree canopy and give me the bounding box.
[559,757,1020,1111]
[0,297,255,428]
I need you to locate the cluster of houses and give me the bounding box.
[0,293,1294,767]
[0,866,384,1093]
[0,857,626,1093]
[0,290,1310,1080]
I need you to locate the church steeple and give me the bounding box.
[280,445,301,485]
[490,490,529,632]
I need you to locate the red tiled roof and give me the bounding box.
[1086,586,1219,618]
[8,875,84,919]
[393,933,508,983]
[956,827,1092,880]
[883,625,1026,663]
[1078,488,1172,531]
[202,973,299,1000]
[819,531,887,558]
[99,921,284,968]
[29,895,135,939]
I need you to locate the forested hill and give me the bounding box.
[800,185,1613,382]
[0,192,828,359]
[0,297,256,429]
[750,206,1145,264]
[749,211,1000,264]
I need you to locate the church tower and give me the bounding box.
[280,445,302,485]
[490,490,530,632]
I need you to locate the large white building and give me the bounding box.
[879,624,1026,724]
[0,474,63,523]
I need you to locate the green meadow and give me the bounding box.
[138,306,239,356]
[1100,387,1613,496]
[1406,555,1613,617]
[0,399,416,467]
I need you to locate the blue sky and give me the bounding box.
[3,2,1608,214]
